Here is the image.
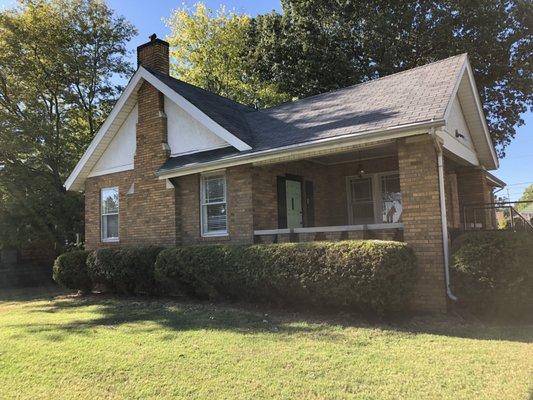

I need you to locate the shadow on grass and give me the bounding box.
[5,290,533,345]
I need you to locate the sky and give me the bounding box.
[1,0,531,200]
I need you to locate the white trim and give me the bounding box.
[65,72,142,191]
[101,186,119,242]
[65,67,252,191]
[170,144,231,158]
[88,163,133,178]
[140,67,251,152]
[158,120,445,179]
[442,56,498,169]
[443,56,468,121]
[200,170,228,237]
[464,60,498,168]
[437,129,479,166]
[254,223,403,236]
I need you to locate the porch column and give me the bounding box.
[398,135,447,313]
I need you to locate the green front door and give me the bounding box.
[286,180,303,228]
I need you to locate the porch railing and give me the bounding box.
[254,223,404,243]
[462,201,533,232]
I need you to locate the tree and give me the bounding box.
[165,3,290,108]
[516,184,533,211]
[0,0,136,250]
[253,0,533,154]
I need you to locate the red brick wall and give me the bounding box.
[398,135,446,313]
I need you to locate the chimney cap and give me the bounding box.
[137,34,169,52]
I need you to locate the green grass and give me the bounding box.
[0,288,531,399]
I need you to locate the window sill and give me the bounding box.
[201,232,229,238]
[101,238,119,243]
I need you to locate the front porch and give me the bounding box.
[252,140,405,244]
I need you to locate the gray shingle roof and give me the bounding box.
[148,68,255,147]
[157,54,467,172]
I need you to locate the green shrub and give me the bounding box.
[155,240,417,314]
[87,246,163,295]
[451,232,533,319]
[52,250,91,292]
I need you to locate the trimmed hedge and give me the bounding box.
[87,246,163,295]
[155,240,417,314]
[52,250,91,292]
[451,231,533,319]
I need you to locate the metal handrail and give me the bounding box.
[462,201,533,232]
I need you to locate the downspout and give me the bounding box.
[430,128,458,302]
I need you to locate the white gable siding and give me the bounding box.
[165,95,229,156]
[446,96,474,150]
[89,104,137,177]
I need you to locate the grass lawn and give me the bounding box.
[0,288,531,399]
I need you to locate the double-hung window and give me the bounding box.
[200,172,227,236]
[101,187,119,242]
[347,172,402,225]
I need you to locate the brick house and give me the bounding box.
[65,35,504,312]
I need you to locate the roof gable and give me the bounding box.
[65,67,251,191]
[443,59,498,169]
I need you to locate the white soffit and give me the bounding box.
[444,58,498,170]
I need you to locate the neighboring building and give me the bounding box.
[66,35,504,312]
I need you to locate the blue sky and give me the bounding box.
[1,0,531,200]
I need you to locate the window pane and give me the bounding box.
[352,202,375,224]
[204,176,225,203]
[381,175,402,223]
[203,204,227,232]
[351,178,372,201]
[102,188,119,214]
[102,214,118,239]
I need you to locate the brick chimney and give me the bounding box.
[137,33,169,75]
[128,34,178,246]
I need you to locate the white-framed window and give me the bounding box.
[200,171,228,236]
[347,172,402,225]
[101,187,119,242]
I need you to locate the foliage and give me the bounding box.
[155,240,417,315]
[451,231,533,319]
[165,3,291,108]
[167,1,532,153]
[0,0,136,250]
[52,250,91,292]
[515,184,533,212]
[87,246,163,295]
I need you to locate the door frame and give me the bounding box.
[277,174,305,229]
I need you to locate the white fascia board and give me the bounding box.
[157,119,445,179]
[64,70,143,191]
[443,58,498,170]
[443,56,468,122]
[87,163,133,178]
[464,60,498,169]
[139,67,252,151]
[437,129,479,166]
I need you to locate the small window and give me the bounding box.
[101,187,119,241]
[200,172,227,236]
[349,177,375,224]
[381,174,402,223]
